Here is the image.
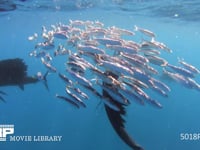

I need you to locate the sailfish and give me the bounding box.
[103,71,144,150]
[0,58,48,93]
[0,58,143,149]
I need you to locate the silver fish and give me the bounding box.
[120,76,149,89]
[58,24,70,31]
[58,73,73,85]
[69,19,87,27]
[102,84,129,105]
[131,67,151,85]
[77,45,105,54]
[56,94,79,108]
[95,37,122,46]
[67,85,89,100]
[150,78,171,92]
[73,87,89,100]
[53,31,68,39]
[86,28,107,37]
[178,58,200,74]
[145,54,168,66]
[65,88,86,108]
[141,49,161,55]
[28,33,38,41]
[144,65,158,75]
[110,26,135,36]
[149,80,168,97]
[145,98,163,109]
[94,20,104,27]
[167,64,194,78]
[82,84,102,99]
[69,54,95,69]
[118,86,145,106]
[151,39,172,53]
[29,50,46,58]
[41,57,57,72]
[35,41,55,50]
[67,61,86,73]
[106,45,138,54]
[83,39,99,47]
[163,69,191,88]
[120,53,147,67]
[100,60,134,76]
[122,40,141,50]
[122,81,150,100]
[186,78,200,91]
[66,68,92,88]
[135,25,156,38]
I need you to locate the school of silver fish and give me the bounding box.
[28,20,200,110]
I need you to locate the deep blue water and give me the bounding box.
[1,1,200,150]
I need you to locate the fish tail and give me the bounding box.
[134,25,138,32]
[55,93,58,97]
[43,70,49,82]
[0,91,7,95]
[177,57,183,63]
[43,70,49,91]
[0,95,6,103]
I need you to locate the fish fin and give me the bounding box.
[96,62,103,66]
[18,84,24,90]
[0,95,6,103]
[43,71,49,91]
[113,50,120,56]
[161,61,168,67]
[91,77,100,85]
[177,57,184,62]
[95,100,103,110]
[43,81,49,91]
[103,89,144,150]
[43,70,49,82]
[151,37,155,42]
[104,103,144,150]
[69,19,72,24]
[0,91,7,95]
[134,25,138,32]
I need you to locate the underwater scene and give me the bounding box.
[1,0,200,150]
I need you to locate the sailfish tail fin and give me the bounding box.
[34,70,49,91]
[42,70,49,91]
[43,70,49,82]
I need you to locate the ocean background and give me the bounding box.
[1,0,200,150]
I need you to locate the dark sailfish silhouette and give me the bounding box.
[104,100,144,150]
[103,71,144,150]
[0,58,48,100]
[0,58,39,89]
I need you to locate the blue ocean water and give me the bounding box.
[0,0,200,150]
